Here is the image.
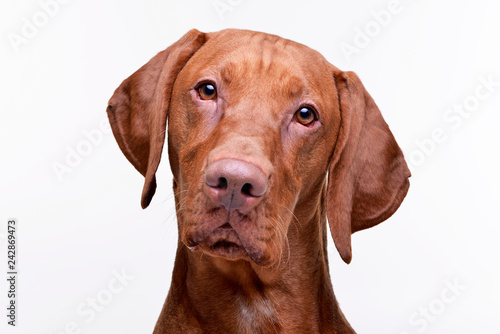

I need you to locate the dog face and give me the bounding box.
[107,29,410,267]
[167,31,341,265]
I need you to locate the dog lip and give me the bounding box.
[184,216,268,264]
[220,222,232,229]
[208,227,242,246]
[193,226,250,260]
[184,219,233,248]
[186,238,201,247]
[186,226,269,265]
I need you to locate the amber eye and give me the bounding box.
[295,107,316,126]
[197,83,217,100]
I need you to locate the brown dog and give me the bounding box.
[107,29,410,334]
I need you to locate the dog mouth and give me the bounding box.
[183,206,273,266]
[190,222,250,261]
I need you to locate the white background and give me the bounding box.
[1,0,499,333]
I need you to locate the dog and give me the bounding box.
[107,28,410,333]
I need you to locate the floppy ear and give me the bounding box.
[106,29,207,209]
[327,69,411,264]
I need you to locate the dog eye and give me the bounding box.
[295,107,316,126]
[197,83,217,100]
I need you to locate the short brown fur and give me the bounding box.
[107,29,410,333]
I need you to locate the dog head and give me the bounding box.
[107,29,410,266]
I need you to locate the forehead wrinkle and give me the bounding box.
[211,36,328,121]
[220,58,247,89]
[257,34,288,72]
[278,73,307,100]
[219,35,292,81]
[219,53,309,102]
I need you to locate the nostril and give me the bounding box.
[219,177,228,189]
[241,183,252,196]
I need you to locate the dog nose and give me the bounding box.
[205,159,268,211]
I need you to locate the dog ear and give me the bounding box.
[326,68,411,264]
[107,29,207,209]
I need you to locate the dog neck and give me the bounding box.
[155,190,356,333]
